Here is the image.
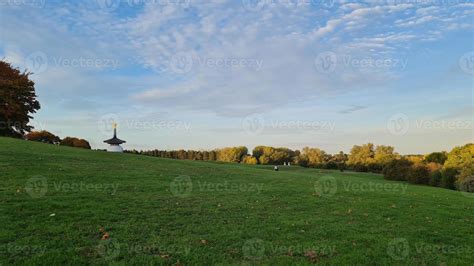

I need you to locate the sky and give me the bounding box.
[0,0,473,154]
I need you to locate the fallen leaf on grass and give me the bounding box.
[304,250,319,263]
[101,232,110,240]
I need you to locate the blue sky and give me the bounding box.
[1,0,473,154]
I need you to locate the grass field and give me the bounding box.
[1,137,473,265]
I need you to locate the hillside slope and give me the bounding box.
[0,137,473,265]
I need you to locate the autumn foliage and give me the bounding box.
[0,60,40,137]
[25,130,61,144]
[60,137,91,149]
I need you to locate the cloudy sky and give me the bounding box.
[1,0,472,153]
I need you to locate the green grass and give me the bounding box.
[1,137,473,265]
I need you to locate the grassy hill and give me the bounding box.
[1,137,473,265]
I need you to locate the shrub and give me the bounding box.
[429,170,443,187]
[383,159,413,181]
[242,155,258,165]
[352,164,368,172]
[338,163,346,172]
[407,163,430,185]
[325,161,338,170]
[25,130,61,144]
[424,152,448,164]
[60,137,91,149]
[426,162,442,173]
[295,155,309,167]
[456,167,474,193]
[440,168,458,190]
[367,163,383,173]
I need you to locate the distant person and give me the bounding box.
[274,165,279,171]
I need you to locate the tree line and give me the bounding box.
[1,60,472,193]
[127,143,473,193]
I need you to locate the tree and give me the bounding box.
[456,167,474,192]
[347,143,376,170]
[301,147,328,167]
[382,159,413,181]
[374,145,398,166]
[252,146,295,165]
[0,60,41,137]
[216,147,248,163]
[242,155,258,164]
[60,137,91,149]
[424,152,448,164]
[25,130,61,144]
[444,143,473,170]
[407,163,430,185]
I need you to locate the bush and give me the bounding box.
[325,161,338,170]
[338,163,346,172]
[25,130,61,144]
[383,159,413,181]
[407,164,430,185]
[352,164,368,172]
[242,155,258,165]
[456,167,474,193]
[429,170,443,187]
[426,162,442,172]
[367,163,383,173]
[60,137,91,149]
[440,168,458,190]
[295,155,309,167]
[424,152,448,164]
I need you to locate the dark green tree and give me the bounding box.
[0,60,41,137]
